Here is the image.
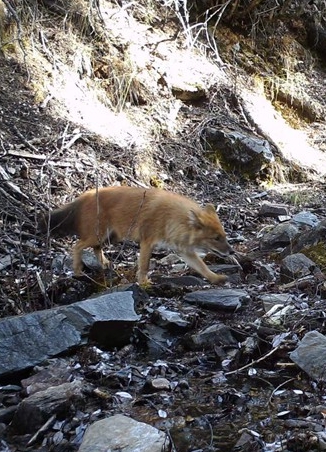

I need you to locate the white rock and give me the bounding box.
[78,414,169,452]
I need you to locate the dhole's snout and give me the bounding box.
[213,240,234,258]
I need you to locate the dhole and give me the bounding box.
[40,186,233,284]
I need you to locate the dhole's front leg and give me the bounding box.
[137,241,154,284]
[179,251,228,285]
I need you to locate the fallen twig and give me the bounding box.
[12,125,41,154]
[7,149,46,160]
[225,345,281,376]
[26,414,56,446]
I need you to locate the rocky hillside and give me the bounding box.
[1,0,326,187]
[1,2,326,450]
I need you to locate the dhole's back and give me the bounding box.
[76,187,224,246]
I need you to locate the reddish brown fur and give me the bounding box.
[44,186,233,284]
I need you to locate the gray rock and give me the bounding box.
[107,283,149,305]
[0,255,17,271]
[147,378,171,391]
[143,324,175,359]
[260,222,300,250]
[81,249,106,272]
[0,292,139,378]
[153,275,205,287]
[292,211,320,227]
[203,128,274,177]
[78,414,169,452]
[233,430,263,451]
[281,219,326,257]
[280,253,317,282]
[255,262,277,281]
[52,250,111,273]
[184,288,249,310]
[189,323,238,350]
[0,406,17,424]
[259,293,296,312]
[290,331,326,381]
[51,253,74,274]
[21,358,73,395]
[208,264,242,284]
[259,293,295,304]
[258,203,288,217]
[11,380,84,434]
[154,307,189,329]
[208,264,241,274]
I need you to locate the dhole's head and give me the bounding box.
[189,204,233,257]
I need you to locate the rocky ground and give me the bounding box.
[1,0,326,451]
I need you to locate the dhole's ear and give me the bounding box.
[188,210,203,228]
[204,204,217,215]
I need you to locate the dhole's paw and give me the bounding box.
[209,274,228,285]
[74,269,83,277]
[139,281,152,290]
[101,259,111,269]
[137,276,152,289]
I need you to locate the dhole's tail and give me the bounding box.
[38,200,79,237]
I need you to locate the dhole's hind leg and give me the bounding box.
[93,245,111,269]
[179,251,228,285]
[137,241,154,284]
[73,240,86,276]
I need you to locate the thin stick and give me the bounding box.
[225,345,280,376]
[26,414,56,446]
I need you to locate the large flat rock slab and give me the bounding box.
[0,291,139,378]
